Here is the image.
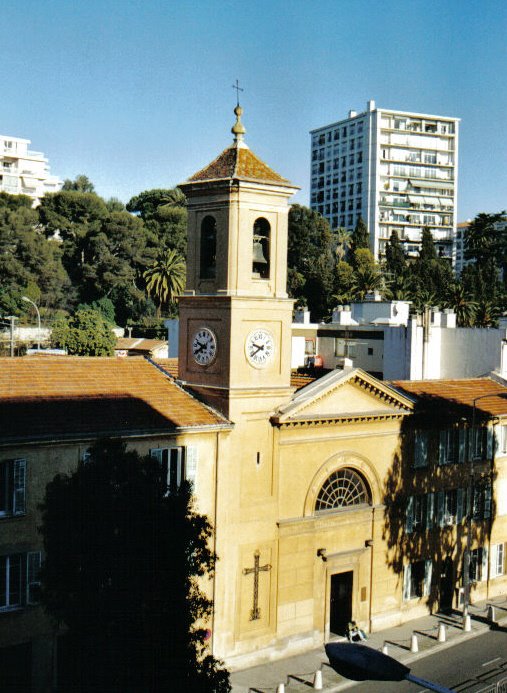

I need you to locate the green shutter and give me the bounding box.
[406,496,414,534]
[437,491,445,527]
[424,560,433,597]
[185,446,198,486]
[414,431,428,468]
[487,427,494,460]
[484,482,492,519]
[403,564,411,601]
[13,459,26,515]
[481,546,488,582]
[439,431,447,465]
[426,493,435,530]
[457,488,465,523]
[458,428,466,464]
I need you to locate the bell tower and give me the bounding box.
[178,105,298,419]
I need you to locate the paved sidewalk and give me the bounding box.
[230,596,507,692]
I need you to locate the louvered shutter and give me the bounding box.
[437,491,445,527]
[457,488,465,523]
[403,564,411,601]
[185,446,198,487]
[458,428,466,464]
[423,560,433,597]
[27,552,41,604]
[484,482,492,519]
[481,546,488,582]
[414,432,428,468]
[406,496,414,534]
[13,459,26,515]
[487,427,494,459]
[426,493,435,530]
[439,431,447,465]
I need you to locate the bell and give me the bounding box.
[252,239,268,265]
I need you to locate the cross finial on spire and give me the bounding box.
[232,79,244,107]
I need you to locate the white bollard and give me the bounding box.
[313,669,323,690]
[488,605,495,623]
[276,684,285,693]
[410,633,419,653]
[463,614,472,632]
[382,642,389,655]
[437,623,446,642]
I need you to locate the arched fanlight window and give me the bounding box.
[315,468,371,513]
[200,216,216,279]
[252,217,270,279]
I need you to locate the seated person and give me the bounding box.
[346,620,367,642]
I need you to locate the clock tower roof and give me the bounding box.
[184,105,294,188]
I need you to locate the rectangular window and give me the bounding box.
[472,481,492,521]
[437,489,459,526]
[406,493,434,533]
[0,552,40,611]
[150,446,199,493]
[439,428,466,465]
[0,459,26,518]
[469,547,488,582]
[403,559,432,600]
[334,339,356,358]
[491,543,505,578]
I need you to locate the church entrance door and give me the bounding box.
[330,571,353,636]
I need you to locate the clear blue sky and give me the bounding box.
[2,0,506,220]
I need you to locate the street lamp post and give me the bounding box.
[462,392,505,625]
[21,296,41,351]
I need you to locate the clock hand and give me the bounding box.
[251,343,265,356]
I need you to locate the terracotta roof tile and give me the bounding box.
[155,358,179,378]
[187,143,290,185]
[391,377,507,417]
[0,357,229,443]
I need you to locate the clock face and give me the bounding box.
[192,328,217,366]
[245,329,275,368]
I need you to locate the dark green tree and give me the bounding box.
[39,440,230,693]
[51,308,116,355]
[384,230,406,282]
[410,228,453,307]
[127,188,187,255]
[287,204,335,320]
[61,174,95,193]
[349,216,369,260]
[143,248,186,317]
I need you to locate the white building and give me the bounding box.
[0,134,62,204]
[292,298,507,382]
[310,101,459,262]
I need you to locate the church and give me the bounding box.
[1,104,506,689]
[174,104,507,669]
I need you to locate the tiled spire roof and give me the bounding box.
[186,103,291,185]
[187,143,289,184]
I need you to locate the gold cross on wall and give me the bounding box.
[243,550,271,621]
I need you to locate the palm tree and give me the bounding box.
[474,299,500,328]
[443,283,477,327]
[334,227,352,262]
[143,249,186,316]
[350,266,384,301]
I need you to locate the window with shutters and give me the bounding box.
[491,543,505,578]
[150,446,198,494]
[469,547,488,583]
[0,459,26,518]
[403,559,432,600]
[439,428,466,465]
[472,480,492,521]
[406,493,434,533]
[0,552,41,611]
[435,488,464,527]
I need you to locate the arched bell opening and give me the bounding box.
[200,215,217,279]
[252,217,270,279]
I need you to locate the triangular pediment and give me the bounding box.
[273,368,413,425]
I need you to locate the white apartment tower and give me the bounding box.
[0,134,62,204]
[310,100,459,262]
